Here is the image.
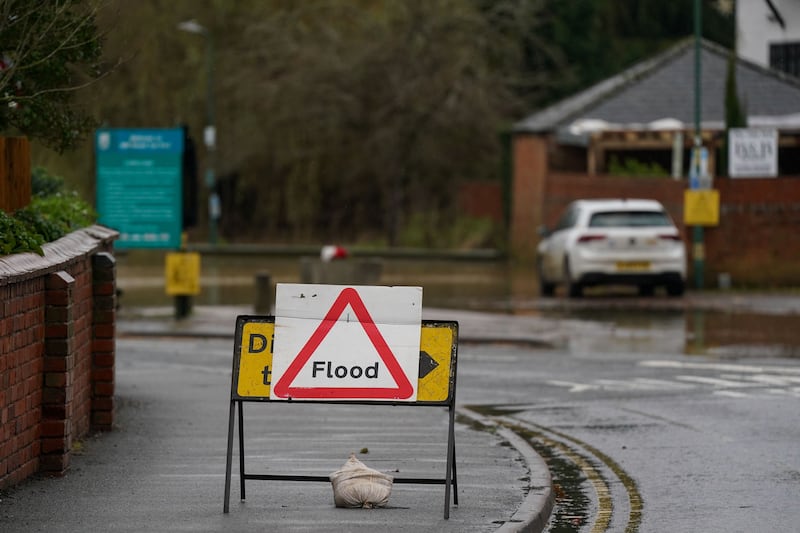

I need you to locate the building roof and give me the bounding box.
[514,38,800,137]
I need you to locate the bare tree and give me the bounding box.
[0,0,109,152]
[218,0,536,244]
[31,0,555,245]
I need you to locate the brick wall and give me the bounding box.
[510,135,549,257]
[457,180,504,223]
[708,178,800,286]
[0,279,44,487]
[0,226,117,489]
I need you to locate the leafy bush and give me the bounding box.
[398,212,502,249]
[608,155,668,177]
[16,192,97,242]
[0,168,97,257]
[31,167,65,198]
[0,210,44,256]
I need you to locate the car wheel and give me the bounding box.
[564,259,583,298]
[540,279,556,297]
[666,279,685,297]
[568,281,583,298]
[537,260,556,297]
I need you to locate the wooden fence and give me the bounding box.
[0,136,31,213]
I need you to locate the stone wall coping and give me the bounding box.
[0,225,119,285]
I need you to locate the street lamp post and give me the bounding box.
[178,19,219,245]
[692,0,704,290]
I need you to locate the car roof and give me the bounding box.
[571,199,665,212]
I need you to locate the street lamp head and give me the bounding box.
[177,19,207,35]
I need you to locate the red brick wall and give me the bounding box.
[511,135,549,258]
[707,178,800,286]
[70,261,93,439]
[0,227,117,489]
[541,172,686,228]
[458,181,504,223]
[0,280,45,487]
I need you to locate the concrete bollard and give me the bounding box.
[254,271,272,314]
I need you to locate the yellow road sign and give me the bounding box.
[684,189,720,226]
[237,320,275,398]
[233,317,457,404]
[165,252,201,295]
[417,324,455,403]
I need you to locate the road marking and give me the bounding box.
[548,378,695,393]
[548,361,800,399]
[640,360,800,375]
[674,375,762,388]
[722,374,800,386]
[492,417,642,533]
[713,390,750,398]
[633,378,695,389]
[595,378,694,391]
[548,380,598,393]
[766,387,800,398]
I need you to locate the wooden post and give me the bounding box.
[254,271,272,314]
[0,137,32,213]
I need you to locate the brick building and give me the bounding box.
[509,38,800,287]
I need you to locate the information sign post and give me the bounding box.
[95,128,184,249]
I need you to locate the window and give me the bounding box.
[589,210,672,228]
[554,206,579,231]
[770,42,800,78]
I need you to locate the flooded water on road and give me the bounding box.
[115,251,800,359]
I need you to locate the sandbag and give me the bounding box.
[329,454,393,508]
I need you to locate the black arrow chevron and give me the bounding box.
[418,350,439,379]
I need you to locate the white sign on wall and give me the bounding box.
[728,128,778,178]
[271,284,422,401]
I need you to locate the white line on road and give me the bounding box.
[713,390,750,398]
[674,375,763,388]
[547,377,696,393]
[720,374,800,386]
[640,360,800,375]
[547,380,598,393]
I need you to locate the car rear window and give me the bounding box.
[588,210,672,228]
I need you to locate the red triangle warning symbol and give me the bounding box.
[272,287,415,400]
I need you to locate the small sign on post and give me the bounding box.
[728,128,778,178]
[165,251,201,296]
[684,189,720,226]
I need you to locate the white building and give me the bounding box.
[737,0,800,77]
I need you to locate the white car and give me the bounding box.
[537,199,686,297]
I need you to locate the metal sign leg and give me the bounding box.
[444,402,456,519]
[238,401,246,501]
[452,442,458,506]
[223,400,237,513]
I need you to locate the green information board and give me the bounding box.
[95,128,183,249]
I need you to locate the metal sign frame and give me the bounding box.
[223,315,459,519]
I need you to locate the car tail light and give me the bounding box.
[577,234,606,243]
[658,234,682,241]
